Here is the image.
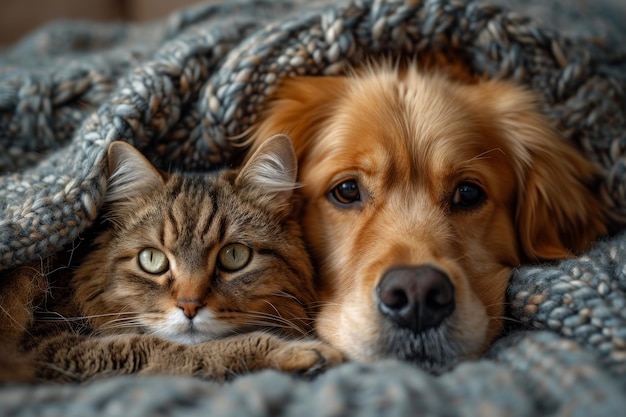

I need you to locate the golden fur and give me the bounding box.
[249,64,610,371]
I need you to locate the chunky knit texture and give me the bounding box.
[1,0,625,415]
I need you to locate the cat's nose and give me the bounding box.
[177,298,204,319]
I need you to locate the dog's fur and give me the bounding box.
[248,63,610,372]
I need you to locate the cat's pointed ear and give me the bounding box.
[236,134,298,215]
[106,141,166,204]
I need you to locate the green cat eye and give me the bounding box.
[218,243,252,272]
[138,248,169,274]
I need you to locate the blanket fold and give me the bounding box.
[1,0,625,415]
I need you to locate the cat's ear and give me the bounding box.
[106,141,166,204]
[236,134,298,215]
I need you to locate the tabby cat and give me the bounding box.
[0,134,342,383]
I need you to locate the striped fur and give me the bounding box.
[1,135,342,383]
[77,136,314,343]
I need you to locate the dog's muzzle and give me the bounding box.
[376,265,455,333]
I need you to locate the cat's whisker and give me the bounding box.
[263,300,283,318]
[236,311,312,336]
[98,318,142,327]
[307,302,342,312]
[292,328,319,339]
[237,309,310,323]
[38,311,143,321]
[35,312,146,336]
[34,310,75,324]
[44,264,72,277]
[99,323,143,331]
[95,315,144,330]
[272,290,306,305]
[81,311,143,320]
[257,297,319,333]
[0,305,31,335]
[241,319,309,336]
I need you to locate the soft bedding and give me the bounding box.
[1,0,625,415]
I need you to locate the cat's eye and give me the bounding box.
[218,243,252,272]
[138,248,169,274]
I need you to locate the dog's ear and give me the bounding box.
[470,81,608,260]
[249,76,347,161]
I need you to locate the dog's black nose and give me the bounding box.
[377,266,455,333]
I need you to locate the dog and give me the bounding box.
[247,62,610,372]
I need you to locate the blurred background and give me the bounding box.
[0,0,207,46]
[1,0,624,48]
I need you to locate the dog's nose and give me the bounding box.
[377,266,455,333]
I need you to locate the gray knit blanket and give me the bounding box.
[1,0,626,415]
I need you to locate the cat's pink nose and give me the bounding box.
[177,298,204,319]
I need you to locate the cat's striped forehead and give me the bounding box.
[161,175,225,268]
[158,173,273,265]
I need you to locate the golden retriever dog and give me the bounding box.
[247,63,610,372]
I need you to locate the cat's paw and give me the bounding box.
[268,340,344,376]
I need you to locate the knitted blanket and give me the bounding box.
[1,0,626,415]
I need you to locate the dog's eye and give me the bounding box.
[452,182,485,210]
[330,180,361,205]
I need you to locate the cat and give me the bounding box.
[0,134,342,383]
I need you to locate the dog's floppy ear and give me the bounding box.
[249,76,347,161]
[471,81,609,260]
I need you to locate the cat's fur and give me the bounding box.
[0,135,342,383]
